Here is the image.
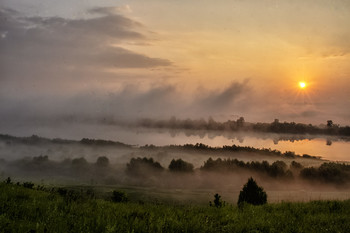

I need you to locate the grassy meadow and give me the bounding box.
[1,182,350,233]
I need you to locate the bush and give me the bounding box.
[126,157,164,176]
[95,156,109,167]
[238,177,267,206]
[168,159,194,173]
[290,161,303,170]
[268,161,287,177]
[200,158,292,178]
[300,162,350,184]
[22,182,34,189]
[32,155,49,163]
[111,190,128,203]
[5,177,11,184]
[72,157,88,167]
[209,193,224,207]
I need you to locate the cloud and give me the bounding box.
[0,7,171,86]
[199,80,249,110]
[88,6,133,15]
[1,77,349,133]
[0,80,251,125]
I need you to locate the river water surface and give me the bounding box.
[2,123,350,162]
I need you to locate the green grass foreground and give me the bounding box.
[1,184,350,233]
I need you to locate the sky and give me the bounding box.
[1,0,350,132]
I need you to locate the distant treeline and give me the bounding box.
[142,143,320,160]
[126,156,350,185]
[201,158,293,179]
[2,155,113,177]
[126,157,194,175]
[200,158,350,185]
[1,154,349,186]
[0,134,130,148]
[136,117,350,136]
[0,133,321,160]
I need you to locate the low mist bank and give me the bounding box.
[1,154,348,187]
[24,115,349,137]
[0,133,323,164]
[132,117,350,137]
[2,115,350,143]
[1,154,350,203]
[1,133,349,202]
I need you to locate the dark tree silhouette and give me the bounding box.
[111,190,128,203]
[72,157,88,167]
[96,156,109,167]
[213,193,223,207]
[71,157,89,174]
[300,162,350,184]
[327,120,333,128]
[126,157,164,176]
[168,159,194,172]
[237,117,245,128]
[209,193,224,207]
[238,177,267,206]
[23,182,34,189]
[5,177,11,184]
[290,161,303,170]
[32,155,49,163]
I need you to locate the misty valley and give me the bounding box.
[1,131,350,204]
[2,0,350,231]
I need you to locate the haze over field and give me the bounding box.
[1,0,350,205]
[1,0,350,133]
[3,5,350,233]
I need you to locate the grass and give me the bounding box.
[1,183,350,232]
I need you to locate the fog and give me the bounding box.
[2,121,350,162]
[1,134,349,203]
[1,2,350,206]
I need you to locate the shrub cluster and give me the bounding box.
[111,190,128,203]
[200,158,293,178]
[160,143,320,159]
[168,159,194,173]
[136,117,350,136]
[126,157,164,176]
[300,162,350,184]
[238,177,267,206]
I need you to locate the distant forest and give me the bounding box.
[0,134,320,159]
[0,134,349,186]
[2,154,349,186]
[134,117,350,136]
[126,156,350,185]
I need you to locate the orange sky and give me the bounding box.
[1,0,350,124]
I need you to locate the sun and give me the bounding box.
[299,82,306,89]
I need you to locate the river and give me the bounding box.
[2,122,350,162]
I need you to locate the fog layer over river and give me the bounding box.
[1,122,350,162]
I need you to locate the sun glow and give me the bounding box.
[299,82,306,89]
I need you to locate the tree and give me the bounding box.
[72,157,88,167]
[168,159,194,172]
[126,157,164,176]
[269,161,287,177]
[71,157,88,174]
[96,156,109,167]
[327,120,333,128]
[5,177,11,184]
[237,177,267,206]
[111,190,128,203]
[237,117,245,128]
[290,161,303,170]
[209,193,224,207]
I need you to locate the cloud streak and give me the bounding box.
[0,81,250,123]
[0,7,171,85]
